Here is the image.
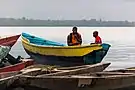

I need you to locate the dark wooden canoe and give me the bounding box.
[0,63,110,90]
[17,72,135,90]
[8,63,110,90]
[0,34,20,47]
[0,59,34,73]
[16,64,135,90]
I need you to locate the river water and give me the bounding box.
[2,27,135,70]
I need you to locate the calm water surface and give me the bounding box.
[1,27,135,70]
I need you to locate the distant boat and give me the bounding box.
[21,33,111,66]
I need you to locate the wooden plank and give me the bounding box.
[38,63,110,76]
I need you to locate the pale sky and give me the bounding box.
[0,0,135,21]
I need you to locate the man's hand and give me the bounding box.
[74,34,81,42]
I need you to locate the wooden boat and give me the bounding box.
[17,67,135,90]
[0,59,34,73]
[8,62,110,89]
[0,34,20,47]
[21,33,111,66]
[18,73,135,90]
[15,64,135,90]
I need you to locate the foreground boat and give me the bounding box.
[21,33,111,66]
[19,73,135,90]
[8,63,110,89]
[17,66,135,90]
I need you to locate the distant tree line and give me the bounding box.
[0,17,134,27]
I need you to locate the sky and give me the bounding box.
[0,0,135,21]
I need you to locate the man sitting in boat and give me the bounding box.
[93,31,102,44]
[67,27,82,46]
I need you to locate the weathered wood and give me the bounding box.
[39,63,111,76]
[0,63,110,90]
[18,74,135,90]
[16,64,135,90]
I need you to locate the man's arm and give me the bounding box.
[78,34,82,44]
[67,34,73,46]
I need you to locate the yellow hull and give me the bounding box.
[21,36,102,57]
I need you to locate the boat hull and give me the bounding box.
[0,59,34,73]
[0,34,20,47]
[24,43,110,67]
[17,73,135,90]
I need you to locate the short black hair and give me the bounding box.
[72,26,77,31]
[93,31,98,34]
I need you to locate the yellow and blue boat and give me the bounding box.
[21,33,111,66]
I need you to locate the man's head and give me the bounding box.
[93,31,98,37]
[72,27,77,34]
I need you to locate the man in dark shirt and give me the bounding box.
[67,27,82,46]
